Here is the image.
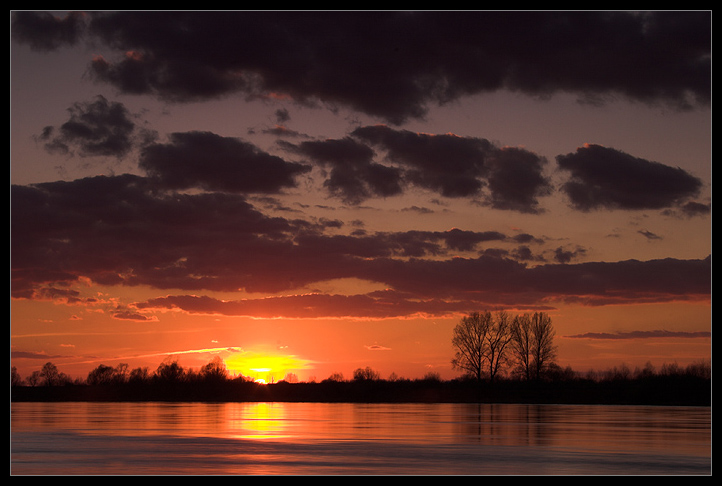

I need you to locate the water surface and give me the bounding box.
[11,402,711,475]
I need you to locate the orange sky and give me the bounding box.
[11,11,711,383]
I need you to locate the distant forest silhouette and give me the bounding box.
[11,357,711,406]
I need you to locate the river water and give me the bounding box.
[11,401,711,475]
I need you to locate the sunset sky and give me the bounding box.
[10,11,711,383]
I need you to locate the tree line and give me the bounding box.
[9,355,711,389]
[451,311,558,383]
[10,358,443,389]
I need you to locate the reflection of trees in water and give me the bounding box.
[456,403,557,447]
[455,403,713,453]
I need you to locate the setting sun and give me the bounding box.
[224,351,313,383]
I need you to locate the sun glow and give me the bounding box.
[224,351,313,383]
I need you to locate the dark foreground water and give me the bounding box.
[11,402,711,475]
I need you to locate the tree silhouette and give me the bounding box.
[510,312,558,380]
[451,311,514,382]
[154,357,185,382]
[510,313,533,380]
[451,312,492,382]
[39,362,60,386]
[453,311,557,382]
[87,364,116,385]
[200,356,228,382]
[353,366,380,381]
[530,312,557,380]
[323,372,345,382]
[11,366,23,386]
[129,366,150,383]
[485,310,515,382]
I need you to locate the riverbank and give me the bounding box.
[11,374,711,406]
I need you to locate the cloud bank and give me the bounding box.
[11,11,711,321]
[13,11,710,122]
[11,173,710,317]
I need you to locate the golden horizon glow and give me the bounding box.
[224,351,314,383]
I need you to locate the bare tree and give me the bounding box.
[510,312,557,380]
[451,311,514,382]
[486,310,514,382]
[451,312,491,382]
[510,313,533,380]
[531,312,557,380]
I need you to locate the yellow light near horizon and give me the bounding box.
[224,351,312,382]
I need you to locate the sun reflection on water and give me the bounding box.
[227,402,289,440]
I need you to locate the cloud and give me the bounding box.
[10,174,314,296]
[552,246,587,263]
[365,344,392,351]
[566,330,711,339]
[638,230,663,241]
[131,248,712,320]
[11,350,71,360]
[557,144,703,211]
[139,131,311,193]
[662,200,711,219]
[112,308,158,321]
[283,136,403,205]
[349,125,552,212]
[11,11,87,51]
[37,95,157,159]
[134,292,473,320]
[352,125,492,197]
[356,255,711,306]
[282,124,552,210]
[9,174,507,298]
[12,173,710,314]
[12,11,710,123]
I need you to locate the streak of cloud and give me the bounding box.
[566,330,711,339]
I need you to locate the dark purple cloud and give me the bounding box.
[9,175,508,299]
[12,11,710,123]
[356,254,710,306]
[131,252,711,319]
[37,95,157,159]
[566,330,711,339]
[352,125,492,197]
[557,144,704,211]
[282,136,403,204]
[11,11,86,51]
[662,201,711,219]
[11,174,709,315]
[282,126,554,209]
[351,125,552,212]
[139,131,311,193]
[134,291,483,320]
